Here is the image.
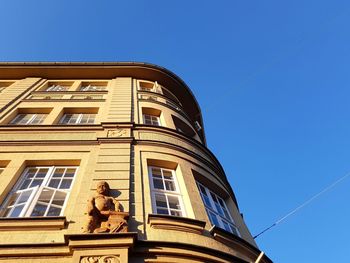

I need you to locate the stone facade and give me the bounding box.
[0,63,272,262]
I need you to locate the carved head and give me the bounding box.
[96,181,110,195]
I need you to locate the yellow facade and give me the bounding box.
[0,63,272,263]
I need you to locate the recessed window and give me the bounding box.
[59,113,96,124]
[46,84,69,91]
[0,81,14,93]
[0,166,78,217]
[79,82,107,91]
[172,115,196,137]
[138,80,162,93]
[197,182,239,236]
[143,114,160,126]
[149,166,185,217]
[10,114,47,125]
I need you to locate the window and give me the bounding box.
[59,113,95,124]
[143,114,160,126]
[0,166,78,217]
[79,84,106,91]
[46,84,69,91]
[138,81,162,93]
[10,114,47,125]
[149,166,185,216]
[197,182,239,236]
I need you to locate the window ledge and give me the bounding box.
[0,216,66,231]
[148,214,206,234]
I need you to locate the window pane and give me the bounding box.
[157,208,169,215]
[52,191,66,206]
[59,179,72,189]
[31,203,47,216]
[155,194,167,208]
[19,179,31,190]
[208,210,220,226]
[48,179,60,189]
[53,168,65,178]
[18,190,33,204]
[38,189,54,204]
[30,179,43,188]
[7,193,20,206]
[164,180,175,191]
[162,170,173,179]
[167,196,180,210]
[151,167,162,178]
[47,206,61,216]
[9,205,25,217]
[153,178,164,190]
[64,169,76,177]
[170,210,182,216]
[36,168,48,178]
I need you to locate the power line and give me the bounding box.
[253,171,350,239]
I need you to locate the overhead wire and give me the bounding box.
[253,171,350,239]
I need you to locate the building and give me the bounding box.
[0,62,272,263]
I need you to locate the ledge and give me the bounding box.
[0,216,67,231]
[210,226,273,263]
[148,214,206,234]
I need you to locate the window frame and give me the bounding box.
[46,84,69,92]
[59,113,96,125]
[0,166,78,218]
[10,113,47,125]
[148,166,186,217]
[143,114,161,126]
[196,181,240,236]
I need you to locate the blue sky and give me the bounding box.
[1,1,350,262]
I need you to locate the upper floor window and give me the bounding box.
[143,114,160,126]
[138,80,162,93]
[149,166,185,216]
[197,182,239,236]
[46,84,69,92]
[10,114,47,125]
[59,113,96,124]
[0,166,78,217]
[79,84,107,91]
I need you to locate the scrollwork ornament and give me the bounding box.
[80,255,120,263]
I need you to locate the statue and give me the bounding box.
[84,181,128,233]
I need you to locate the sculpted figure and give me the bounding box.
[84,181,128,233]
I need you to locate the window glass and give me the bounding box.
[59,113,96,124]
[149,166,185,217]
[0,166,78,218]
[196,182,240,236]
[143,114,160,126]
[10,114,47,125]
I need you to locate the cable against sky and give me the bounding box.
[253,171,350,239]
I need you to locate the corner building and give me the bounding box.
[0,63,272,263]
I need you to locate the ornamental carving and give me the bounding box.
[83,181,128,233]
[107,129,127,138]
[80,255,120,263]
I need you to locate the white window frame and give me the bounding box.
[148,166,186,217]
[0,166,78,218]
[59,113,96,124]
[79,85,106,91]
[197,182,240,236]
[10,114,47,125]
[46,84,69,91]
[143,114,161,126]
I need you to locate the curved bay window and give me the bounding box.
[197,182,240,236]
[0,166,78,218]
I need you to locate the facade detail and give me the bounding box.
[0,62,272,263]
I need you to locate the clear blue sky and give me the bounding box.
[1,1,350,262]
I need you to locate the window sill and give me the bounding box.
[147,214,206,234]
[0,216,67,231]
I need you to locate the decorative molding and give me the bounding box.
[0,216,66,231]
[107,129,128,138]
[148,214,206,234]
[80,255,120,263]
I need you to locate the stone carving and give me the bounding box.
[84,181,128,233]
[107,129,127,138]
[80,255,120,263]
